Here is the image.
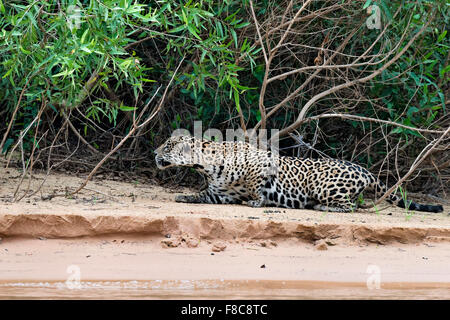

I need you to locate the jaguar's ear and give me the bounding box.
[171,133,191,141]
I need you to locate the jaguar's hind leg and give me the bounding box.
[245,176,268,208]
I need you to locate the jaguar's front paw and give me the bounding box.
[175,194,200,203]
[247,200,263,208]
[175,195,191,203]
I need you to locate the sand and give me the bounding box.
[0,167,449,299]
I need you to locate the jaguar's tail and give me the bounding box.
[369,177,443,213]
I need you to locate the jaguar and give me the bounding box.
[155,134,443,213]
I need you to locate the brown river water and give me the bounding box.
[1,280,449,299]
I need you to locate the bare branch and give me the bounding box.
[69,56,185,196]
[286,113,446,135]
[271,0,313,55]
[249,0,268,65]
[271,12,434,143]
[372,126,450,206]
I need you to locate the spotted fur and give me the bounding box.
[155,135,443,213]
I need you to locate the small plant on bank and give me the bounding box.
[398,186,413,221]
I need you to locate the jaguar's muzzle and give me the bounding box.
[155,156,172,169]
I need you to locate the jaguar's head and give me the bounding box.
[154,134,196,169]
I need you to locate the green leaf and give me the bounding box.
[409,129,422,138]
[224,9,240,22]
[80,46,92,53]
[234,89,240,112]
[235,22,250,29]
[437,30,447,43]
[119,58,132,69]
[200,49,207,63]
[406,106,419,118]
[2,69,13,79]
[408,72,422,86]
[81,28,89,44]
[1,138,13,154]
[231,29,237,48]
[363,0,372,10]
[119,105,136,111]
[197,9,214,18]
[391,127,403,134]
[187,25,201,40]
[168,25,186,33]
[440,65,450,78]
[20,46,31,54]
[52,70,69,78]
[379,0,392,20]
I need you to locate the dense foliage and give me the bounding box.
[0,0,448,193]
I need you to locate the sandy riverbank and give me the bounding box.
[0,168,449,299]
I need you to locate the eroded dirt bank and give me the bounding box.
[1,207,450,245]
